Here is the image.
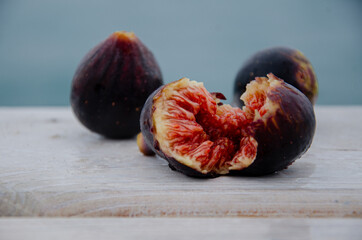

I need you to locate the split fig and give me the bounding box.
[233,47,318,106]
[140,74,315,177]
[71,31,163,138]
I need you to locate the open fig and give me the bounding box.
[233,47,318,106]
[71,31,163,138]
[140,74,315,177]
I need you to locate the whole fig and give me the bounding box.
[71,31,163,138]
[233,47,318,106]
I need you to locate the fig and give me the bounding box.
[233,47,318,106]
[140,74,315,177]
[137,132,155,156]
[71,31,163,138]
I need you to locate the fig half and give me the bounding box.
[140,74,316,177]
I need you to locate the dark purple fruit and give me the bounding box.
[140,74,315,177]
[71,31,163,138]
[233,47,318,106]
[233,74,316,176]
[137,132,155,156]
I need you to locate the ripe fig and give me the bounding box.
[233,47,318,106]
[137,132,155,156]
[140,74,315,177]
[71,31,163,138]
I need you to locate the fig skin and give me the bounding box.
[233,47,318,106]
[71,31,163,138]
[140,75,315,177]
[166,156,218,178]
[232,75,316,176]
[139,85,163,154]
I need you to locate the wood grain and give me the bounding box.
[1,218,361,240]
[0,107,362,217]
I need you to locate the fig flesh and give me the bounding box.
[71,31,163,138]
[140,74,316,177]
[233,47,318,106]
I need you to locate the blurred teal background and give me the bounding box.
[0,0,361,106]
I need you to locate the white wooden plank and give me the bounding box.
[0,218,361,240]
[0,107,362,217]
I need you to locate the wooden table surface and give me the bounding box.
[0,107,361,239]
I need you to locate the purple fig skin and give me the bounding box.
[139,85,163,154]
[166,156,218,178]
[233,47,318,106]
[71,31,163,138]
[233,79,316,176]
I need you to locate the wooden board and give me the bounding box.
[0,107,362,217]
[1,218,361,240]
